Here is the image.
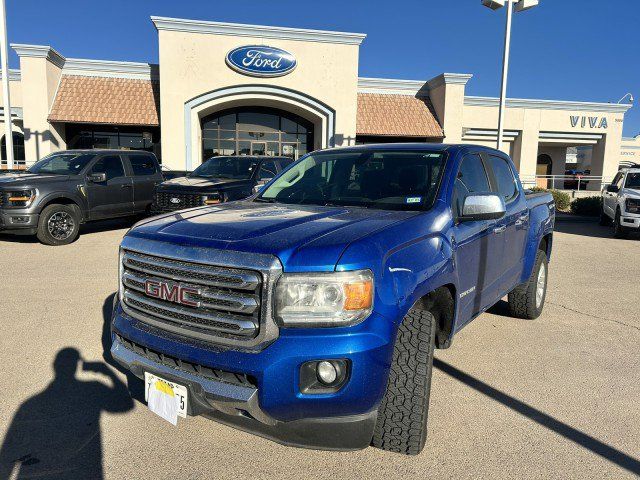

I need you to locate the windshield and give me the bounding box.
[190,156,258,179]
[625,173,640,189]
[258,149,447,210]
[27,153,95,175]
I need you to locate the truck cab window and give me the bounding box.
[92,156,125,181]
[130,155,158,176]
[258,161,278,180]
[487,155,517,202]
[453,154,490,217]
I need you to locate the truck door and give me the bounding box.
[85,155,134,219]
[603,172,623,217]
[127,153,162,213]
[451,153,502,322]
[484,154,529,292]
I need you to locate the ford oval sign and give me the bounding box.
[226,45,296,78]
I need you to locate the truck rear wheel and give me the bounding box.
[36,204,80,246]
[508,249,548,319]
[371,308,435,455]
[599,207,611,226]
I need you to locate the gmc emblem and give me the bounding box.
[144,279,199,307]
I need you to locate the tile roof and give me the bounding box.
[48,75,159,126]
[356,93,443,138]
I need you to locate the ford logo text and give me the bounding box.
[226,45,296,78]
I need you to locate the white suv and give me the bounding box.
[601,168,640,237]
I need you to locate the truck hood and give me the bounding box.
[157,176,251,193]
[0,173,71,187]
[128,201,416,271]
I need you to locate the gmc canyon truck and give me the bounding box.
[111,144,555,455]
[0,150,162,245]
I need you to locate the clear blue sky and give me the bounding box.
[6,0,640,137]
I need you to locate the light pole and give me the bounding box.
[617,93,634,104]
[0,0,13,169]
[482,0,539,151]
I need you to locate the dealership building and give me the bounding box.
[0,16,635,188]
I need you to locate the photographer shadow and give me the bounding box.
[0,348,133,480]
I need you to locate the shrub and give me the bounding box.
[570,196,602,217]
[529,187,571,211]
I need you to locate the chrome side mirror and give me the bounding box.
[460,193,506,222]
[88,172,107,183]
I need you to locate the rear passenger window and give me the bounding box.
[130,155,158,176]
[258,161,278,180]
[488,155,517,202]
[453,154,490,218]
[92,156,125,181]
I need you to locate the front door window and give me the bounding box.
[251,142,266,156]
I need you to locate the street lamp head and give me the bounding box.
[514,0,539,12]
[482,0,506,10]
[617,93,634,104]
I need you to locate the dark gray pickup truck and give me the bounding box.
[0,150,162,245]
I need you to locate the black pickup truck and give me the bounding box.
[0,150,163,245]
[152,155,292,213]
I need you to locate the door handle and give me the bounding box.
[121,184,133,188]
[493,225,507,234]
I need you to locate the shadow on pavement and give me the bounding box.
[0,217,139,244]
[0,348,134,480]
[554,217,639,239]
[433,358,640,476]
[102,293,145,404]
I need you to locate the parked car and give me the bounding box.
[600,168,640,237]
[0,150,163,245]
[110,144,555,455]
[151,155,293,213]
[564,169,590,190]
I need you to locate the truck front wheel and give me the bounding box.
[371,308,435,455]
[508,249,548,319]
[36,204,80,246]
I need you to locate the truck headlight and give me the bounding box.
[275,270,373,327]
[5,189,37,208]
[625,198,640,214]
[202,192,224,205]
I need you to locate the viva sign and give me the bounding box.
[226,46,297,78]
[570,115,608,129]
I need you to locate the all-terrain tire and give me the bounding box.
[508,249,548,319]
[371,309,435,455]
[36,204,80,246]
[613,209,628,239]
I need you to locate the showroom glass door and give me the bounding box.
[201,107,313,162]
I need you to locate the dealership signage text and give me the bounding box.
[226,45,297,77]
[570,115,608,129]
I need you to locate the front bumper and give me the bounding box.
[0,209,39,234]
[620,214,640,229]
[111,298,395,450]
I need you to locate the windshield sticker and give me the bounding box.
[406,197,422,204]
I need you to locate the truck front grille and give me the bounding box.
[153,192,203,212]
[120,249,263,343]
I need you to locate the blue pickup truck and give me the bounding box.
[111,144,554,455]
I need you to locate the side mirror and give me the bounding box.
[459,193,506,222]
[88,172,107,183]
[606,184,620,193]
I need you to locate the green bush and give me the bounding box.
[529,187,571,211]
[570,196,602,217]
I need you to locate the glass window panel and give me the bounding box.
[238,141,251,156]
[218,140,236,156]
[282,133,297,142]
[237,112,279,132]
[202,117,218,129]
[119,133,144,149]
[202,128,219,139]
[266,142,279,156]
[203,139,217,159]
[218,114,236,130]
[92,132,118,149]
[219,129,236,141]
[91,155,125,181]
[281,117,297,133]
[130,155,158,176]
[297,123,308,135]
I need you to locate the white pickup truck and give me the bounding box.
[601,168,640,237]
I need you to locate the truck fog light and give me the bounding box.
[300,359,349,394]
[317,361,338,385]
